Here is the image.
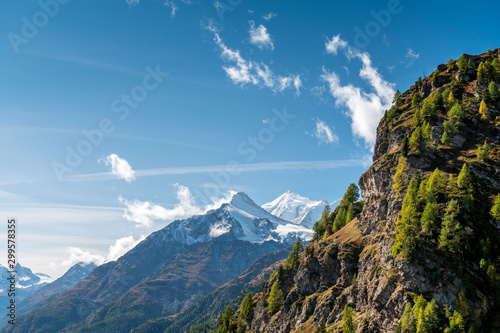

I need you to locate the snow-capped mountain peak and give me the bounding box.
[262,191,336,228]
[165,191,311,245]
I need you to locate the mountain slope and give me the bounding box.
[221,49,500,332]
[4,192,309,333]
[17,262,96,316]
[262,191,333,228]
[129,248,290,333]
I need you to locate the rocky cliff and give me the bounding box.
[231,49,500,332]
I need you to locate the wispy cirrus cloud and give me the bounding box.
[313,119,338,145]
[262,12,277,21]
[66,159,371,182]
[322,34,395,147]
[205,22,301,95]
[249,21,274,50]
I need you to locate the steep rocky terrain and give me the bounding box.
[220,49,500,332]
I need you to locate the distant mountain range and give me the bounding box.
[262,190,336,227]
[17,262,96,316]
[6,191,324,333]
[0,263,53,319]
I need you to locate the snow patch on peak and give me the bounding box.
[262,191,337,228]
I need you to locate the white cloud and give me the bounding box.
[59,235,145,268]
[325,34,348,55]
[206,23,300,94]
[314,119,339,144]
[262,12,277,21]
[322,35,395,147]
[164,1,178,17]
[99,154,135,183]
[406,48,420,60]
[249,21,274,50]
[107,235,145,261]
[119,184,234,228]
[62,247,105,267]
[126,0,139,5]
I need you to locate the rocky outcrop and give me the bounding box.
[248,48,500,332]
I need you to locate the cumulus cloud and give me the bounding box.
[249,21,274,50]
[262,12,277,21]
[99,154,135,183]
[126,0,139,5]
[107,235,146,261]
[325,34,348,55]
[206,23,301,95]
[120,184,234,228]
[59,235,145,268]
[314,119,339,145]
[322,35,395,147]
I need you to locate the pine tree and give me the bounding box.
[393,185,421,263]
[448,102,464,122]
[448,310,466,333]
[489,81,500,101]
[456,290,469,321]
[457,55,466,71]
[482,87,491,104]
[413,108,423,127]
[410,126,425,154]
[477,141,490,161]
[346,203,355,223]
[239,292,254,324]
[285,238,302,270]
[268,282,284,315]
[493,58,500,82]
[414,295,427,333]
[399,303,415,332]
[457,164,471,190]
[491,195,500,221]
[393,90,402,107]
[401,137,409,156]
[422,122,432,141]
[441,130,451,146]
[412,92,423,108]
[421,202,439,238]
[426,168,442,203]
[478,62,487,84]
[340,184,360,207]
[467,59,474,70]
[333,208,347,232]
[438,200,464,253]
[421,299,439,332]
[479,100,488,120]
[342,305,357,333]
[218,306,236,333]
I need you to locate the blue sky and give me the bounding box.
[1,0,499,277]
